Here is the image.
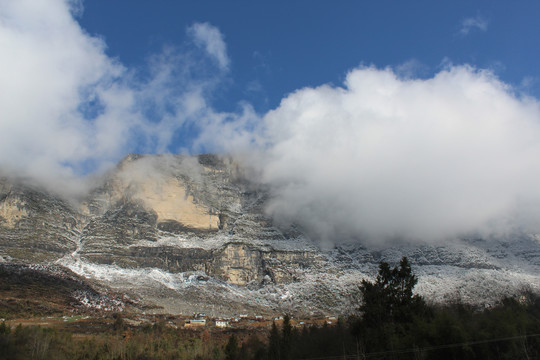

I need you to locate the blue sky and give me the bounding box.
[78,1,540,113]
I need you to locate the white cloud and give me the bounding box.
[0,0,228,197]
[187,22,230,71]
[460,15,488,35]
[394,59,428,79]
[229,65,540,244]
[0,0,131,194]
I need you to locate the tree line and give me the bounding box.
[1,257,539,359]
[237,257,540,360]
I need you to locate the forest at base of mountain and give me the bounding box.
[1,258,539,360]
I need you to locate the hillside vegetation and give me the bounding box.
[1,258,539,359]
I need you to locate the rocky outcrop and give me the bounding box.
[0,179,79,263]
[209,242,319,285]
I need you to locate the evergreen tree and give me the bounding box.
[355,256,426,353]
[359,256,422,325]
[281,314,292,360]
[224,334,239,360]
[268,321,281,360]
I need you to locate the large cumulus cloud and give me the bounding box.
[248,66,540,243]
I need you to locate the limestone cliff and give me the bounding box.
[1,154,539,316]
[0,179,79,262]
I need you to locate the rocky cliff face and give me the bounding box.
[67,154,321,287]
[0,179,80,263]
[1,154,539,316]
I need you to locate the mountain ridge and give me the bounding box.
[1,154,539,316]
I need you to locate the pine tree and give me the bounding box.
[268,321,281,360]
[281,314,292,360]
[356,257,424,353]
[359,257,421,323]
[224,334,239,360]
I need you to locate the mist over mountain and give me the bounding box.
[1,154,539,315]
[243,66,540,245]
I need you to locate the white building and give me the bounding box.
[215,320,229,328]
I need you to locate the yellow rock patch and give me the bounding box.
[133,178,219,230]
[0,198,28,228]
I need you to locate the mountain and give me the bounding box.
[1,154,539,316]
